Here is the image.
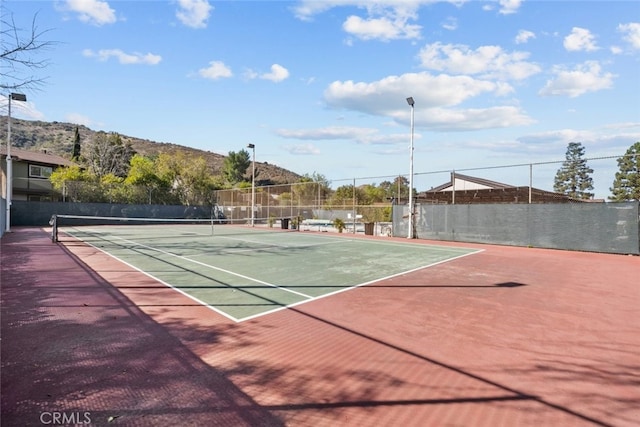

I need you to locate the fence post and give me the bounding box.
[529,164,532,204]
[352,178,356,234]
[452,170,456,205]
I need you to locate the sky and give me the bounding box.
[3,0,640,199]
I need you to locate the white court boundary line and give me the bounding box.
[214,231,479,251]
[238,248,484,322]
[63,227,482,323]
[63,228,316,322]
[109,235,314,299]
[64,228,241,322]
[186,235,351,257]
[214,233,355,248]
[200,232,478,257]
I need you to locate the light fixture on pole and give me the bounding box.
[406,96,415,239]
[5,92,27,233]
[247,143,255,227]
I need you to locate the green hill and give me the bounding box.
[0,118,301,184]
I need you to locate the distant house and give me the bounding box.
[417,172,593,204]
[0,148,76,202]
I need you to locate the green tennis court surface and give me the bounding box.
[62,224,480,322]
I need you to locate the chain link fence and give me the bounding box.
[42,154,634,205]
[211,182,392,227]
[14,153,636,233]
[409,154,633,204]
[392,201,640,255]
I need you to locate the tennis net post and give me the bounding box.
[50,214,58,243]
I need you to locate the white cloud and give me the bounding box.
[63,0,116,26]
[176,0,213,29]
[324,72,500,112]
[517,126,640,152]
[343,14,421,41]
[244,64,290,82]
[198,61,232,80]
[515,29,535,44]
[292,0,431,41]
[276,126,412,146]
[610,46,623,55]
[441,17,458,31]
[423,106,534,131]
[418,42,541,81]
[539,61,614,98]
[293,0,470,20]
[498,0,523,15]
[365,132,414,145]
[291,0,336,21]
[601,122,640,131]
[82,49,162,65]
[618,22,640,50]
[260,64,290,82]
[293,1,411,20]
[65,113,94,127]
[517,129,595,146]
[564,27,598,52]
[283,143,321,155]
[322,72,533,131]
[277,126,377,140]
[0,98,43,120]
[243,69,259,80]
[481,0,523,15]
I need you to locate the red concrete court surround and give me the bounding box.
[1,227,639,426]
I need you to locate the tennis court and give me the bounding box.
[2,226,638,426]
[56,219,480,322]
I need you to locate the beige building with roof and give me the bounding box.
[418,172,591,204]
[1,148,76,202]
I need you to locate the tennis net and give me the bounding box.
[50,214,302,243]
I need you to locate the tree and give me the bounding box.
[179,154,221,206]
[72,126,81,160]
[379,176,410,202]
[553,142,594,200]
[125,154,175,203]
[49,165,94,202]
[155,151,220,206]
[301,172,331,189]
[222,149,251,184]
[125,154,163,187]
[85,132,134,179]
[294,172,332,207]
[361,183,386,204]
[327,184,364,208]
[100,173,127,203]
[609,142,640,201]
[49,165,91,189]
[1,10,54,92]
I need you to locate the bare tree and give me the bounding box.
[1,8,54,92]
[85,132,135,179]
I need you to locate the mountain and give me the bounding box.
[0,118,302,184]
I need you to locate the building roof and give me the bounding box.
[417,172,596,203]
[0,147,76,167]
[426,172,514,192]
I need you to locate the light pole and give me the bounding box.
[406,96,415,239]
[5,92,27,233]
[247,143,255,227]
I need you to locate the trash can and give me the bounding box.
[364,222,375,235]
[281,218,289,229]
